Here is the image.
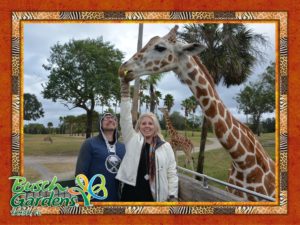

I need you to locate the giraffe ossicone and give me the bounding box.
[119,25,275,201]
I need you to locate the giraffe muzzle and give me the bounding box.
[118,67,135,81]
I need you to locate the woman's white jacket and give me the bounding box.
[116,97,178,201]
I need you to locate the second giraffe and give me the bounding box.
[159,107,194,171]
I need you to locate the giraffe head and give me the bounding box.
[119,25,205,82]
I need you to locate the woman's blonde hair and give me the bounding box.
[135,112,164,140]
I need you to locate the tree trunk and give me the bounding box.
[253,115,261,136]
[257,116,261,136]
[132,23,143,127]
[86,110,93,139]
[150,84,155,113]
[196,116,209,181]
[139,98,142,116]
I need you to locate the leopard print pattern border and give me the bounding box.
[10,10,288,216]
[12,56,20,77]
[191,206,214,214]
[280,152,287,171]
[280,56,287,76]
[280,108,287,133]
[36,206,60,215]
[12,20,20,37]
[12,152,20,174]
[253,12,287,37]
[81,206,104,214]
[35,12,60,20]
[139,206,170,214]
[142,12,170,20]
[192,12,214,20]
[82,12,105,20]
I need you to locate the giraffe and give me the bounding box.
[158,107,194,170]
[119,25,275,201]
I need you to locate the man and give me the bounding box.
[75,113,125,201]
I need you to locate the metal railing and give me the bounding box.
[177,166,275,202]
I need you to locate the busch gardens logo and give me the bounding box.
[9,176,77,208]
[9,174,108,213]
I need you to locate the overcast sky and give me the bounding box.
[24,23,275,127]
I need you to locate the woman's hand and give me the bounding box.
[120,78,130,98]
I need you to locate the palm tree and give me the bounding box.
[153,90,162,113]
[138,79,150,114]
[139,73,164,113]
[47,122,53,134]
[179,23,268,175]
[64,115,76,136]
[147,73,164,113]
[163,94,174,112]
[59,116,65,134]
[142,95,151,112]
[179,24,267,86]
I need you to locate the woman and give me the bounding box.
[116,79,178,202]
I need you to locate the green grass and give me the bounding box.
[162,130,213,146]
[257,133,276,160]
[177,132,275,190]
[24,134,85,156]
[25,132,275,188]
[24,131,214,156]
[43,163,76,174]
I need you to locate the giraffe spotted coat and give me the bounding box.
[118,25,275,201]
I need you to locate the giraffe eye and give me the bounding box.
[154,45,166,52]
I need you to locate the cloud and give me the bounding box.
[23,23,275,127]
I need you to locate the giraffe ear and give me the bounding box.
[181,43,205,56]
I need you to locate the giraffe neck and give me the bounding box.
[174,55,275,198]
[163,111,178,138]
[175,56,263,162]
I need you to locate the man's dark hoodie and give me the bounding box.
[75,113,125,201]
